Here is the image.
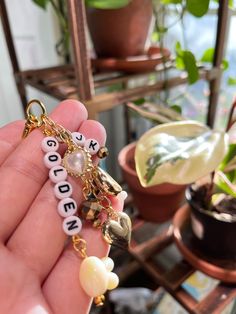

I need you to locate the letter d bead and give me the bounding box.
[54,181,73,199]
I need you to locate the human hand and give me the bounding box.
[0,99,123,314]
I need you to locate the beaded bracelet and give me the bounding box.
[22,100,132,307]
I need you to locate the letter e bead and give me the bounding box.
[58,197,77,217]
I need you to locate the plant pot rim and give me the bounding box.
[118,142,137,177]
[186,185,236,223]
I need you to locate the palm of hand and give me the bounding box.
[0,100,122,314]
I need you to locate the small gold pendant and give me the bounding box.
[93,167,122,196]
[102,212,131,249]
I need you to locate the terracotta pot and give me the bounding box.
[118,142,186,222]
[187,185,236,259]
[86,0,153,58]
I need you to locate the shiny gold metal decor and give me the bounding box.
[93,167,122,196]
[102,212,131,249]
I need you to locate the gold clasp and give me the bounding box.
[22,99,47,138]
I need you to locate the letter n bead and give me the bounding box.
[58,197,77,217]
[63,216,82,236]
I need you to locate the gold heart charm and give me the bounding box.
[102,212,132,249]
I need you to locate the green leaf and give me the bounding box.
[175,42,199,84]
[85,0,131,9]
[32,0,49,9]
[161,0,182,4]
[228,77,236,86]
[222,59,229,70]
[201,47,214,63]
[200,47,228,71]
[186,0,210,17]
[218,144,236,171]
[133,98,146,106]
[135,121,228,187]
[151,31,160,42]
[212,144,236,197]
[182,51,199,84]
[175,41,183,56]
[170,104,182,114]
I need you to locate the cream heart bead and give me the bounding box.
[79,256,108,297]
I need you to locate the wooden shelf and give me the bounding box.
[1,0,229,125]
[116,206,236,314]
[18,63,221,117]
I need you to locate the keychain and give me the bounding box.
[22,99,132,306]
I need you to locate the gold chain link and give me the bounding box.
[72,235,87,258]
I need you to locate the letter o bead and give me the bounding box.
[44,152,61,169]
[58,197,77,217]
[49,165,67,183]
[41,137,59,152]
[62,216,82,236]
[54,181,73,199]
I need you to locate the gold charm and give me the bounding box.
[102,212,131,249]
[81,201,102,221]
[62,147,92,177]
[93,167,122,196]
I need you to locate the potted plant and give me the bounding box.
[86,0,153,58]
[133,101,236,258]
[119,102,187,222]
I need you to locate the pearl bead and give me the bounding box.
[117,191,128,202]
[84,139,100,155]
[49,165,67,183]
[54,181,73,199]
[44,152,61,169]
[63,149,87,176]
[58,197,77,217]
[102,257,114,272]
[72,132,86,146]
[107,272,119,290]
[41,136,59,152]
[62,215,82,236]
[79,256,108,297]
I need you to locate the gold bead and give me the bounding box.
[97,146,109,159]
[94,295,105,307]
[81,201,102,221]
[93,219,102,228]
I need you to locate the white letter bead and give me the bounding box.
[54,181,73,199]
[62,215,82,235]
[49,165,67,183]
[84,139,100,155]
[44,152,61,169]
[41,137,59,152]
[72,132,86,146]
[58,197,77,217]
